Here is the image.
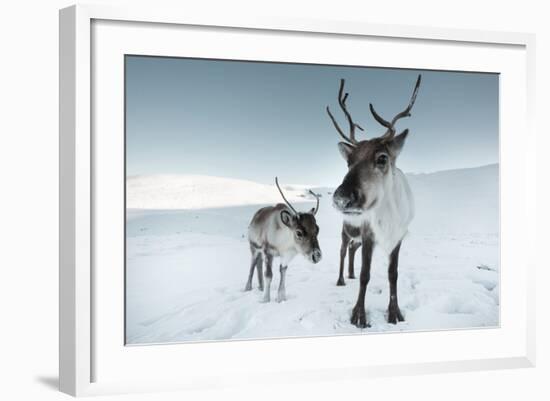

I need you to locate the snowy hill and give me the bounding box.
[408,164,498,234]
[127,174,314,210]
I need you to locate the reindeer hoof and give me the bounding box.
[244,284,252,291]
[348,274,356,279]
[387,307,405,324]
[351,305,370,328]
[258,285,264,291]
[336,277,346,286]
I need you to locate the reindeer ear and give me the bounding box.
[390,129,409,157]
[280,210,295,228]
[338,142,355,162]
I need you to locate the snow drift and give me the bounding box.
[125,164,499,344]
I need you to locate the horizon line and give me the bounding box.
[126,162,499,186]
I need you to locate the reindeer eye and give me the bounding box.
[376,154,388,167]
[296,230,304,238]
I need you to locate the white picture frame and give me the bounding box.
[59,4,536,397]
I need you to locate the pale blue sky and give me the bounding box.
[126,56,498,186]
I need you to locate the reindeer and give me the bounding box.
[326,75,421,327]
[245,178,322,303]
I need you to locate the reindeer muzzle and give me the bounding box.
[311,249,322,264]
[332,185,363,214]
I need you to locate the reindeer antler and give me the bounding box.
[369,74,422,140]
[326,79,364,145]
[308,190,320,215]
[275,177,298,215]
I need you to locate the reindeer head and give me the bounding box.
[326,75,421,215]
[275,178,322,263]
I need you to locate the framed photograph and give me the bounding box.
[59,4,536,396]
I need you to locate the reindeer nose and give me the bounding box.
[312,249,322,264]
[333,186,358,210]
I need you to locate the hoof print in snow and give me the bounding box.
[370,287,383,295]
[476,264,496,272]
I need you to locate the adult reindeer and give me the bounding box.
[245,178,322,303]
[326,75,421,327]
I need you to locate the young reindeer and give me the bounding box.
[245,178,322,303]
[326,75,421,327]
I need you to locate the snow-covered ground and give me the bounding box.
[125,165,499,344]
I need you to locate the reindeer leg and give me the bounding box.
[277,265,288,302]
[348,241,361,279]
[262,252,273,303]
[245,245,257,291]
[256,253,264,291]
[337,228,350,286]
[351,230,374,328]
[387,241,405,324]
